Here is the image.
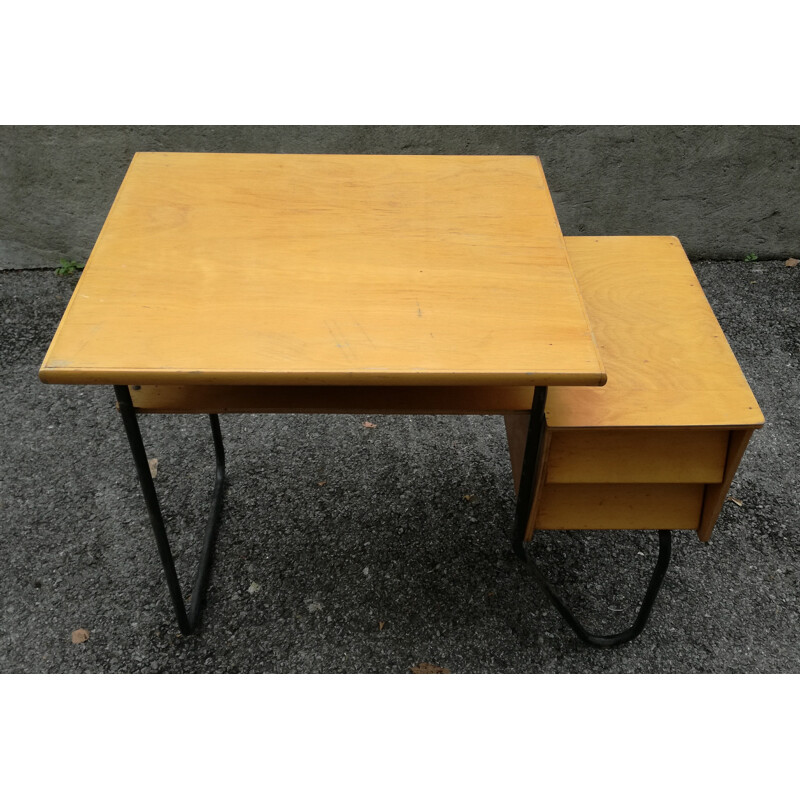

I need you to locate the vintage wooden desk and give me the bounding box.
[40,153,762,647]
[40,152,619,641]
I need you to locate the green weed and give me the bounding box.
[55,258,84,276]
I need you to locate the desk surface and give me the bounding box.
[546,236,765,428]
[40,152,605,387]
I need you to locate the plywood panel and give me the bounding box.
[40,153,604,388]
[534,483,704,530]
[546,429,728,484]
[698,429,755,541]
[130,384,536,415]
[546,237,764,429]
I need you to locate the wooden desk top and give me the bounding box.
[546,236,764,429]
[40,152,605,387]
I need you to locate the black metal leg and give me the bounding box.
[509,387,671,646]
[114,385,226,634]
[516,531,672,647]
[510,386,548,560]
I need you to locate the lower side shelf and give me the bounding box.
[534,482,704,530]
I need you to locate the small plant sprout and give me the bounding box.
[55,258,84,276]
[744,253,758,262]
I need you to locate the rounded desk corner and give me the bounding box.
[38,363,80,385]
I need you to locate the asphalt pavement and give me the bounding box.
[0,260,797,673]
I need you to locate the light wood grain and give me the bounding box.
[534,483,704,531]
[698,429,754,541]
[504,420,723,538]
[40,153,604,388]
[546,236,764,429]
[545,429,728,484]
[486,236,764,429]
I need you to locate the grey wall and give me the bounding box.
[1,125,797,267]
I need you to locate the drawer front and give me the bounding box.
[545,429,728,484]
[534,483,704,530]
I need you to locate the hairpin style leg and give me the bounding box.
[113,385,226,634]
[509,386,672,647]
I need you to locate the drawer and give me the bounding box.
[534,483,704,530]
[545,429,728,484]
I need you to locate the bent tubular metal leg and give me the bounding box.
[517,531,672,648]
[509,386,671,646]
[114,385,226,634]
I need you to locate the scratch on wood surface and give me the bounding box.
[354,321,374,344]
[325,321,355,361]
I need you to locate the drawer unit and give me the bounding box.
[505,236,763,542]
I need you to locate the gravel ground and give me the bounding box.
[0,261,797,673]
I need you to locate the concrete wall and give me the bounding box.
[1,125,797,267]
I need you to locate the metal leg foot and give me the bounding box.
[114,385,226,634]
[516,531,672,647]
